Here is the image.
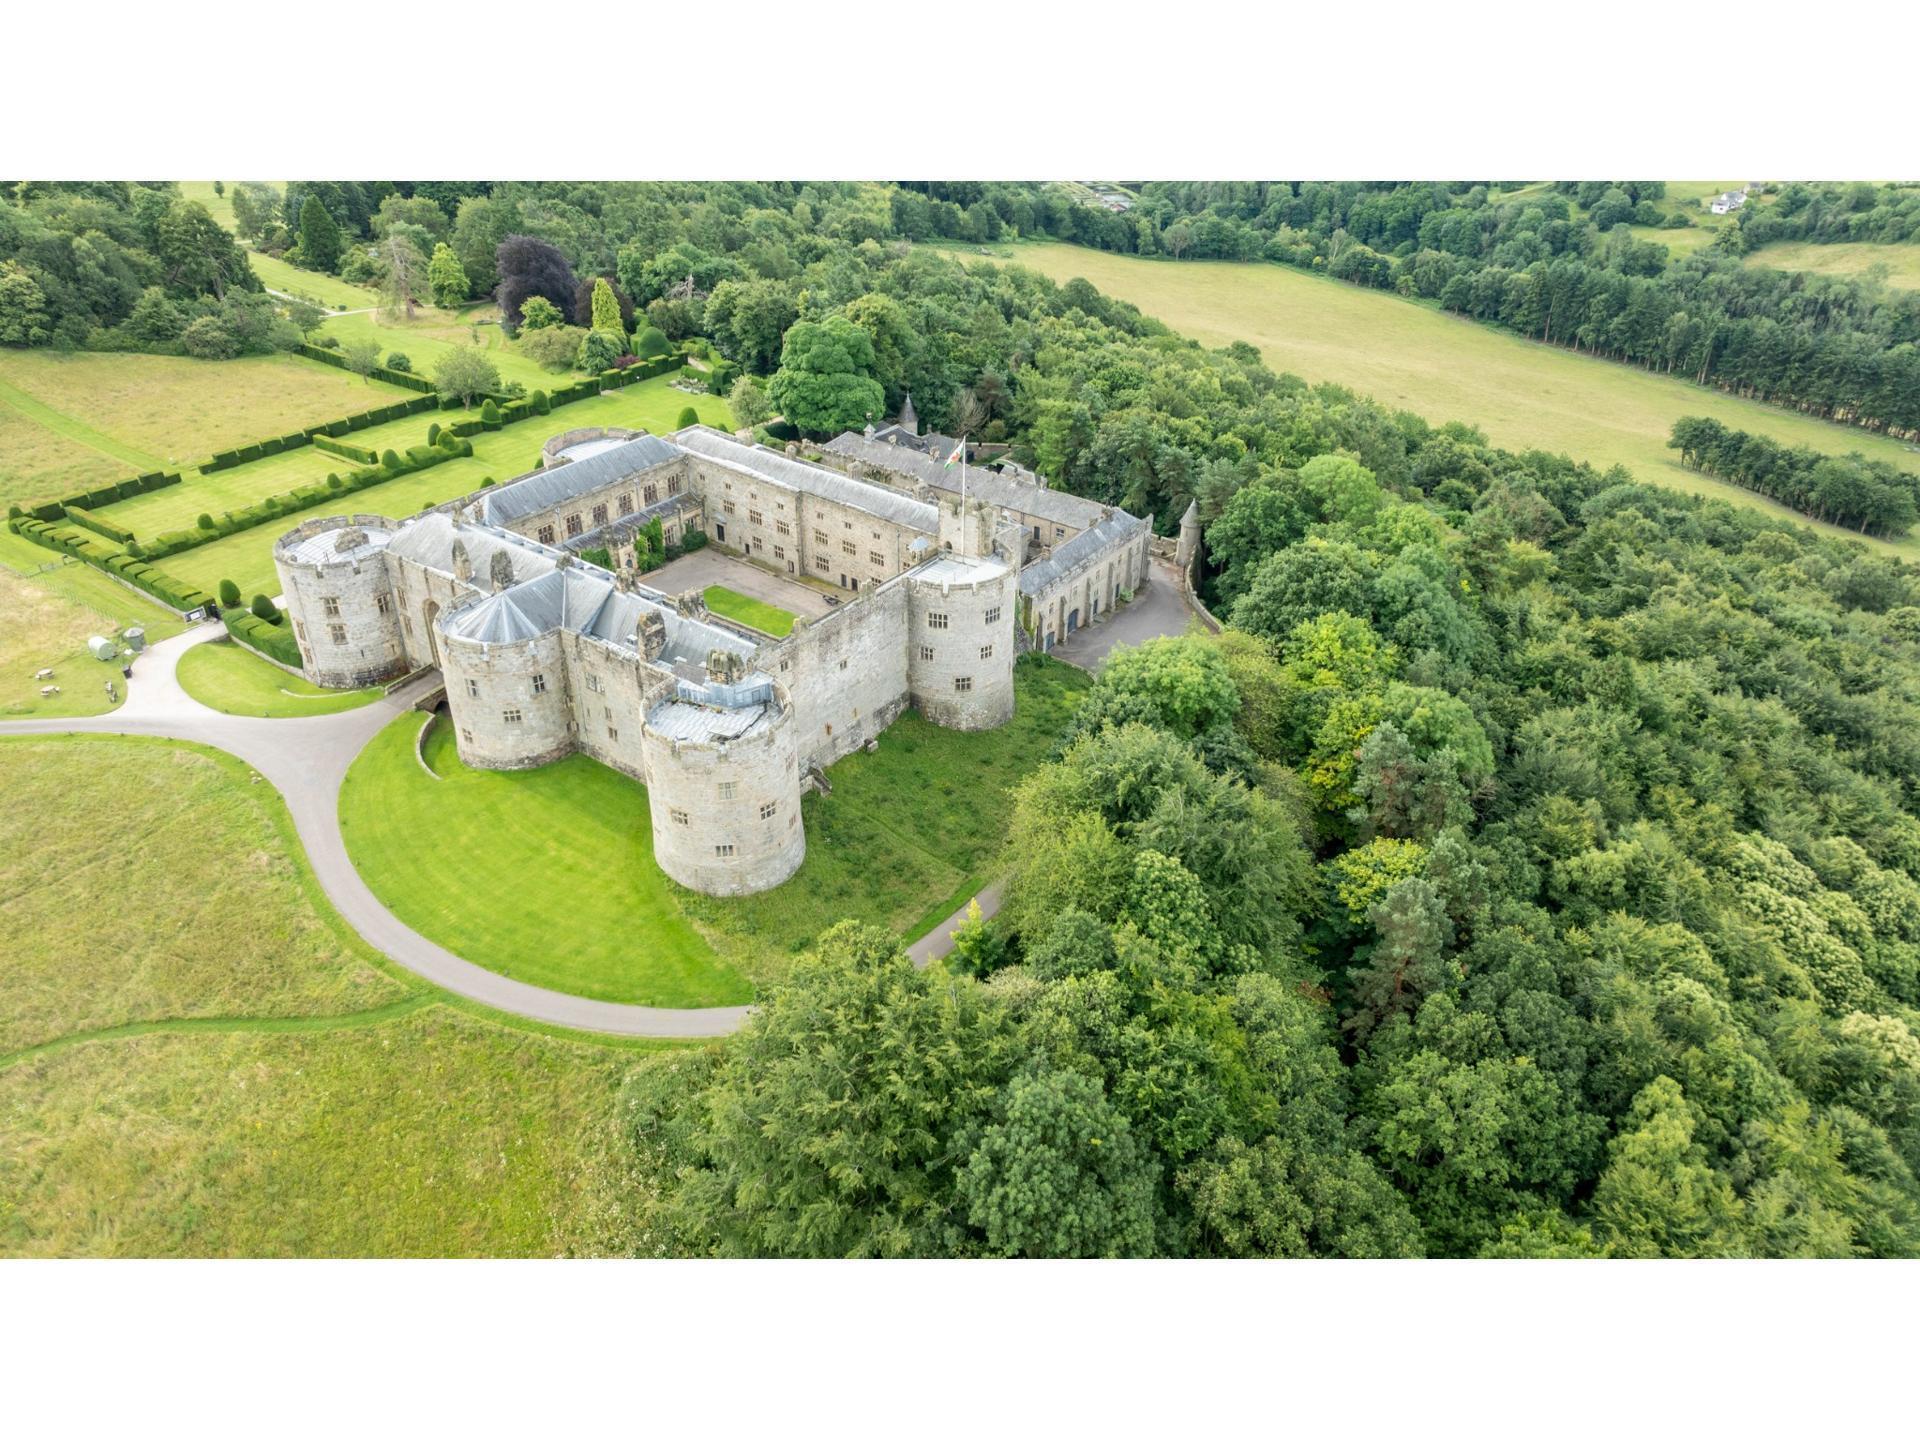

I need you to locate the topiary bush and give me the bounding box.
[427,421,441,445]
[381,448,401,469]
[386,352,411,372]
[198,513,214,530]
[218,578,241,608]
[676,406,700,429]
[250,593,280,622]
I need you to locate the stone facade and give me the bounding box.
[277,425,1154,895]
[273,514,409,688]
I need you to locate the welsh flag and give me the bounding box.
[944,438,966,468]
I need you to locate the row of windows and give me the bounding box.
[670,802,778,826]
[917,645,995,662]
[467,674,548,700]
[531,478,681,546]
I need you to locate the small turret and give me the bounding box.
[898,391,919,437]
[1176,499,1201,576]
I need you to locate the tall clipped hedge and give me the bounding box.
[221,607,304,669]
[7,517,215,615]
[22,469,180,524]
[295,342,436,393]
[199,394,436,472]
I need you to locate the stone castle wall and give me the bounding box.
[440,628,574,771]
[906,567,1017,730]
[641,692,806,896]
[272,514,408,689]
[760,578,913,774]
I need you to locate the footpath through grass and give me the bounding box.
[702,585,796,636]
[0,732,673,1257]
[968,241,1920,560]
[176,638,382,717]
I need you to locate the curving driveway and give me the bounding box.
[0,626,752,1038]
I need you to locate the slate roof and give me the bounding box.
[476,435,683,526]
[646,697,774,743]
[822,432,1111,531]
[1019,511,1150,596]
[387,512,558,587]
[280,525,391,566]
[672,426,939,532]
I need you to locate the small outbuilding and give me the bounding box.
[122,627,147,653]
[86,635,118,662]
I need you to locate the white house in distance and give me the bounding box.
[1708,187,1749,215]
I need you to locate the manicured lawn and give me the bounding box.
[97,410,441,537]
[340,713,753,1008]
[317,307,571,392]
[161,379,738,602]
[177,180,243,233]
[1746,239,1920,291]
[0,349,412,504]
[703,585,796,637]
[0,731,673,1257]
[970,240,1920,560]
[681,656,1091,964]
[176,638,382,718]
[0,552,186,719]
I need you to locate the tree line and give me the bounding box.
[1669,416,1920,536]
[1730,182,1920,249]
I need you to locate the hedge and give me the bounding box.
[221,607,304,669]
[314,434,379,464]
[295,341,436,393]
[7,518,215,614]
[63,505,136,545]
[128,439,476,561]
[200,395,437,472]
[23,468,180,524]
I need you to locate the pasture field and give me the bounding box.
[0,350,412,507]
[160,378,736,602]
[176,180,241,232]
[176,639,383,718]
[1745,240,1920,290]
[0,733,670,1258]
[341,714,753,1009]
[247,249,379,311]
[0,551,186,718]
[702,585,796,637]
[0,391,129,497]
[965,240,1920,558]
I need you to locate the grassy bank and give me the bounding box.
[176,639,382,717]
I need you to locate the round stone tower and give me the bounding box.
[641,682,805,897]
[438,624,573,771]
[273,514,407,689]
[906,554,1016,731]
[1175,499,1201,577]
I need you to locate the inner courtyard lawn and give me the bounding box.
[159,379,737,602]
[966,241,1920,560]
[0,553,186,719]
[702,585,796,636]
[0,731,676,1257]
[0,350,413,499]
[176,639,382,717]
[340,715,753,1008]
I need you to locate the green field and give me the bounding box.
[702,585,796,636]
[968,240,1920,558]
[159,378,737,602]
[0,733,671,1257]
[177,638,382,718]
[1746,239,1920,290]
[0,546,186,718]
[0,349,412,508]
[341,713,752,1008]
[247,249,380,312]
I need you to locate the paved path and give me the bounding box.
[2,625,994,1037]
[1048,558,1203,671]
[906,882,1004,969]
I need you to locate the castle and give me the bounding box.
[274,423,1151,896]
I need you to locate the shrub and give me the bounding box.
[251,594,280,622]
[386,352,411,372]
[577,328,624,374]
[427,421,441,445]
[381,448,401,469]
[218,578,241,608]
[198,513,215,529]
[681,527,708,553]
[676,405,700,429]
[530,389,550,415]
[634,325,672,359]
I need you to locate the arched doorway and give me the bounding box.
[1066,607,1080,634]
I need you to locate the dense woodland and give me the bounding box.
[1729,182,1920,249]
[382,184,1920,1257]
[1669,416,1920,536]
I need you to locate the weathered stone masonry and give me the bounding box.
[275,425,1151,895]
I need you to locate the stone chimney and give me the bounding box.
[451,538,473,585]
[488,549,515,592]
[637,609,667,662]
